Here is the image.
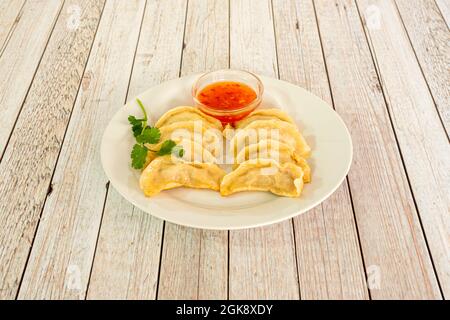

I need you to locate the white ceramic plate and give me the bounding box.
[101,74,352,230]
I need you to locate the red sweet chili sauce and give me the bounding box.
[196,81,258,123]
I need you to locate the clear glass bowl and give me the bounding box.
[192,69,264,124]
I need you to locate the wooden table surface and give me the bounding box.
[0,0,448,300]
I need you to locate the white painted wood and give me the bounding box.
[87,188,163,299]
[314,0,441,299]
[0,0,25,54]
[157,0,228,300]
[0,0,104,300]
[0,0,63,155]
[0,0,446,300]
[272,0,368,299]
[357,0,450,298]
[17,0,145,299]
[228,0,299,299]
[88,0,187,300]
[395,0,450,136]
[435,0,450,28]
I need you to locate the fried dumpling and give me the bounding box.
[140,155,226,197]
[150,121,223,157]
[155,106,223,130]
[220,159,304,197]
[234,108,295,129]
[145,138,218,167]
[234,139,311,183]
[231,119,311,158]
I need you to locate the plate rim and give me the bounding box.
[100,74,353,230]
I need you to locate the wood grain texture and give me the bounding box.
[17,0,144,299]
[88,0,187,300]
[314,0,441,299]
[87,188,163,299]
[0,0,63,155]
[157,0,228,300]
[395,0,450,136]
[357,0,450,298]
[272,0,368,299]
[0,0,104,300]
[435,0,450,29]
[0,0,25,54]
[228,0,299,299]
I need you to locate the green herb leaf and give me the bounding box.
[156,140,176,156]
[131,143,148,169]
[128,115,143,126]
[128,115,144,137]
[172,145,184,157]
[136,126,161,144]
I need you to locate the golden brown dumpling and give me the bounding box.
[145,138,218,168]
[234,108,295,129]
[234,139,311,183]
[155,106,223,130]
[140,155,226,197]
[150,121,223,157]
[230,119,311,158]
[220,159,304,197]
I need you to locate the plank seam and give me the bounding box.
[311,0,371,299]
[14,0,107,299]
[155,0,190,300]
[393,0,449,140]
[84,181,110,299]
[0,0,66,162]
[319,205,333,298]
[84,0,149,299]
[228,0,231,69]
[344,179,372,300]
[154,221,166,300]
[433,0,450,31]
[354,0,444,299]
[0,0,26,58]
[227,230,230,300]
[178,0,191,76]
[196,231,203,298]
[270,0,301,300]
[227,0,231,301]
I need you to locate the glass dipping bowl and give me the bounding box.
[192,69,264,124]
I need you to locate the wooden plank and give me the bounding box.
[0,0,25,54]
[435,0,450,28]
[395,0,450,136]
[272,0,368,300]
[157,0,228,300]
[16,0,145,299]
[357,0,450,298]
[228,0,300,299]
[314,0,441,299]
[0,0,104,300]
[86,188,164,299]
[0,0,63,155]
[87,0,187,300]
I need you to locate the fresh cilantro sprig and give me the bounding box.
[129,99,183,169]
[157,140,184,157]
[131,144,148,170]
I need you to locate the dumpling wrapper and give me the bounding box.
[145,138,218,167]
[149,121,223,158]
[155,106,223,130]
[230,119,311,158]
[234,108,295,129]
[140,155,226,197]
[220,159,304,197]
[234,139,311,183]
